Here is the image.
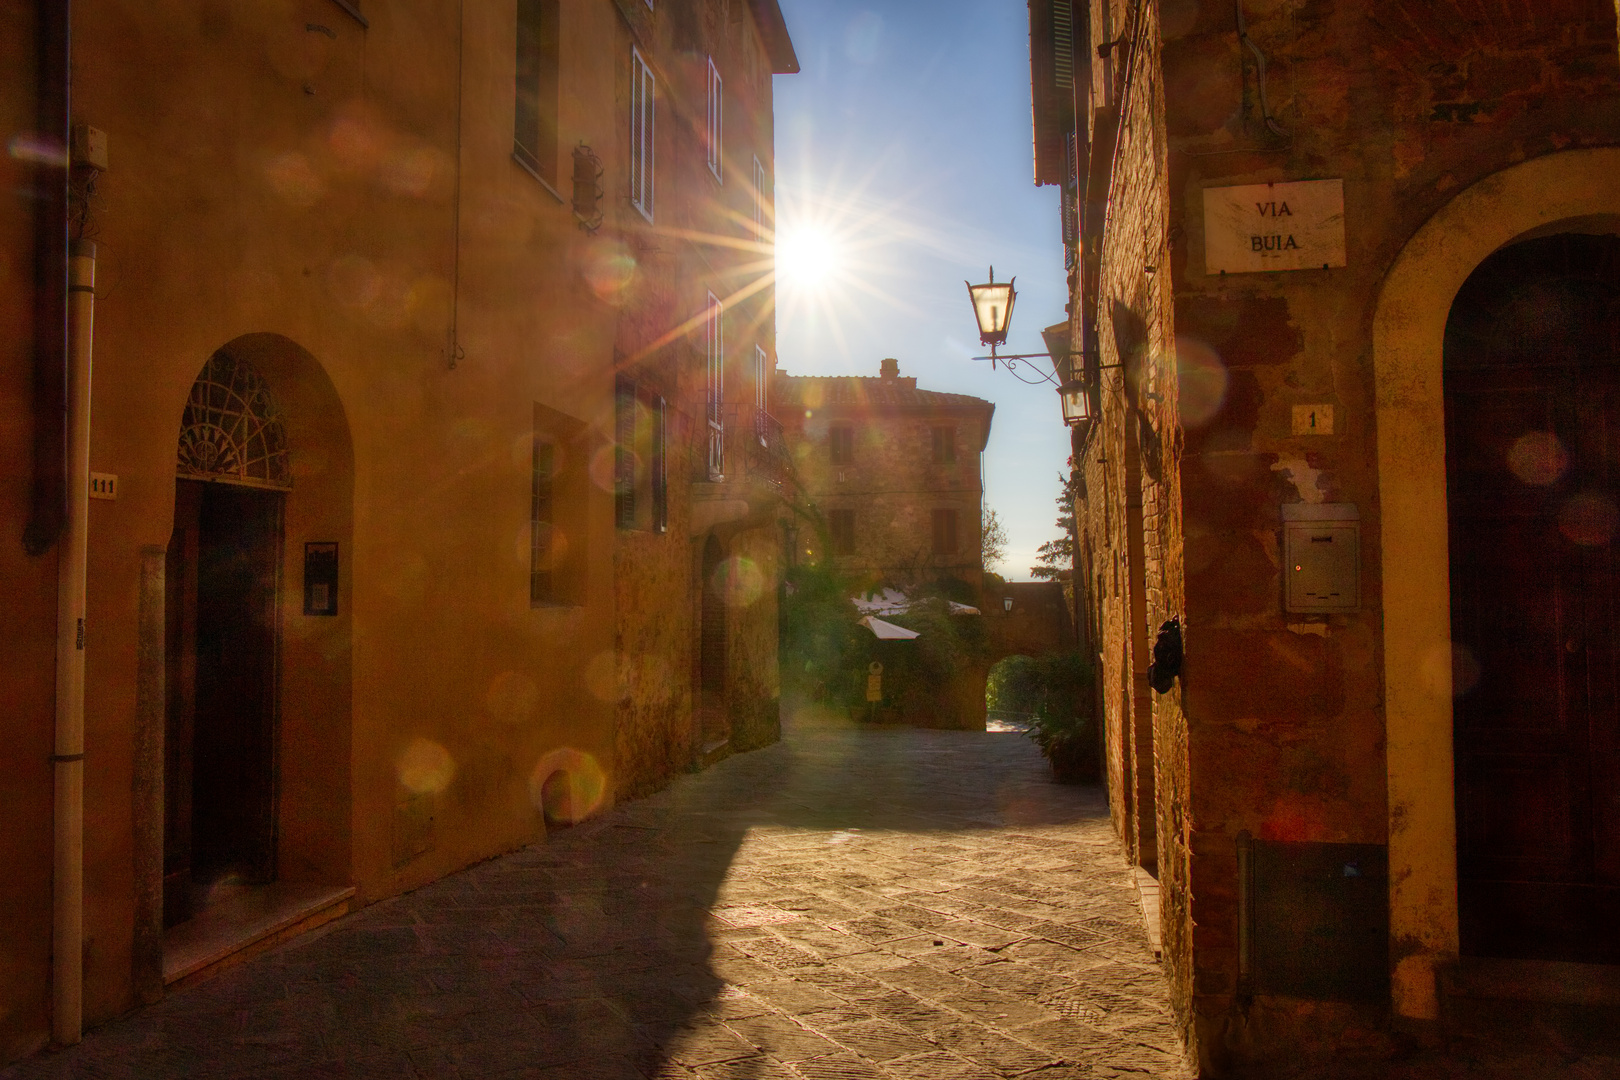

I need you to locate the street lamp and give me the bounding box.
[1003,596,1014,613]
[965,267,1016,355]
[964,268,1104,429]
[1057,380,1093,426]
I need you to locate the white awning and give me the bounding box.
[858,615,920,640]
[852,589,980,617]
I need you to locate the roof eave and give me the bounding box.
[749,0,800,74]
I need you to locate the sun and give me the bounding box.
[776,227,841,290]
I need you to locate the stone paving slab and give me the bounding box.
[6,708,1190,1080]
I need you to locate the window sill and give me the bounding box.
[512,148,565,205]
[326,0,367,29]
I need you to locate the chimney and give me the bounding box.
[879,357,899,379]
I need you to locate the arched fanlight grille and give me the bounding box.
[176,351,291,489]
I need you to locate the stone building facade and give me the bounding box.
[1032,0,1620,1073]
[1,0,795,1062]
[775,358,995,597]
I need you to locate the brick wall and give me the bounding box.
[1069,0,1620,1072]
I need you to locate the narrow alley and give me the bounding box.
[3,712,1186,1080]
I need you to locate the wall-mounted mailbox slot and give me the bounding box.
[304,542,339,616]
[1283,503,1358,613]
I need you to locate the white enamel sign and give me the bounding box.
[1203,179,1345,274]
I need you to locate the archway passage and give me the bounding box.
[1444,233,1620,964]
[163,350,291,927]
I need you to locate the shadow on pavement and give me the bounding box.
[1,703,1120,1080]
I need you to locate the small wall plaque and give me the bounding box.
[1292,404,1335,435]
[303,542,338,616]
[1204,179,1346,275]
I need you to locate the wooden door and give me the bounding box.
[1445,234,1620,964]
[699,535,728,751]
[164,480,282,924]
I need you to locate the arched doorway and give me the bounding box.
[1373,148,1620,1018]
[164,349,290,925]
[699,535,729,755]
[1444,234,1620,964]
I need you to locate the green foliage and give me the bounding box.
[987,652,1097,772]
[884,596,990,693]
[981,506,1009,569]
[987,652,1090,720]
[1031,462,1081,582]
[779,562,867,705]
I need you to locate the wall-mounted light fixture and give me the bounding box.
[1003,596,1014,613]
[965,267,1016,356]
[963,273,1102,428]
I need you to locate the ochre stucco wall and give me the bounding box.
[0,0,790,1060]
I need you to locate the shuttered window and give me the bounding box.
[705,56,723,181]
[614,378,668,533]
[829,509,856,555]
[514,0,561,186]
[630,47,655,221]
[932,508,959,555]
[829,426,854,464]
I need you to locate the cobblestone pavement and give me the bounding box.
[7,709,1190,1080]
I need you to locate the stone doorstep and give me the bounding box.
[162,882,356,989]
[700,737,733,769]
[1445,956,1620,1008]
[1131,868,1162,959]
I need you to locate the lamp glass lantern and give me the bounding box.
[965,268,1016,349]
[1003,596,1014,613]
[1057,379,1093,426]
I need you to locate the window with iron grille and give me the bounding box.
[932,426,956,464]
[514,0,561,186]
[932,508,959,555]
[629,47,655,221]
[829,509,856,555]
[705,56,723,182]
[829,425,854,465]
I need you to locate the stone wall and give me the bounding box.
[1068,0,1620,1072]
[778,367,992,598]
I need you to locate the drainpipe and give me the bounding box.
[53,239,94,1045]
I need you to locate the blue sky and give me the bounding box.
[771,0,1071,580]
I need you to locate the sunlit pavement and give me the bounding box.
[4,706,1189,1080]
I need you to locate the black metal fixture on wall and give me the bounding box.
[1147,617,1182,693]
[963,266,1105,429]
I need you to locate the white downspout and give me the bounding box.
[53,237,94,1046]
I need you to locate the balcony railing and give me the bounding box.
[696,402,796,493]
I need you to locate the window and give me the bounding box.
[932,508,959,556]
[932,426,956,464]
[705,57,723,182]
[829,509,856,555]
[829,425,854,465]
[630,47,655,221]
[753,344,768,444]
[531,404,589,606]
[752,155,768,242]
[706,292,725,480]
[615,378,668,533]
[514,0,561,186]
